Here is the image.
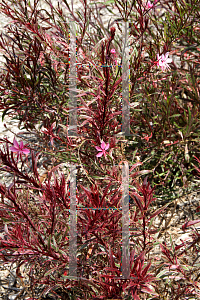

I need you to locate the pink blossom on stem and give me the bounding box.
[142,0,154,11]
[95,141,110,158]
[146,1,154,9]
[110,49,117,65]
[156,52,172,72]
[10,138,30,157]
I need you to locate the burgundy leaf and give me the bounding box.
[150,203,169,220]
[182,219,200,231]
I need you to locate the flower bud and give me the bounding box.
[110,27,116,39]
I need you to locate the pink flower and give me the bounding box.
[95,141,110,158]
[10,138,30,157]
[156,52,172,72]
[146,0,153,9]
[110,49,117,65]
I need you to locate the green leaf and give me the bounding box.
[2,108,12,122]
[52,236,58,252]
[47,235,51,251]
[105,0,115,3]
[44,265,60,277]
[148,217,154,230]
[132,149,138,162]
[69,158,78,163]
[156,269,170,278]
[174,121,182,129]
[92,176,107,180]
[58,249,68,257]
[182,265,191,271]
[99,245,108,253]
[170,234,175,252]
[169,114,181,118]
[78,241,90,251]
[107,154,114,166]
[137,169,152,176]
[153,241,160,246]
[50,244,57,251]
[89,158,106,173]
[188,106,191,124]
[1,218,11,223]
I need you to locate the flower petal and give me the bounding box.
[22,148,30,154]
[166,58,172,63]
[105,143,110,151]
[20,141,24,149]
[95,146,102,151]
[13,139,19,149]
[10,146,18,152]
[101,141,106,150]
[96,152,103,157]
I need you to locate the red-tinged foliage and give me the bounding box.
[0,0,200,299]
[0,141,162,299]
[182,219,200,231]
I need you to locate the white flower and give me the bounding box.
[157,52,172,72]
